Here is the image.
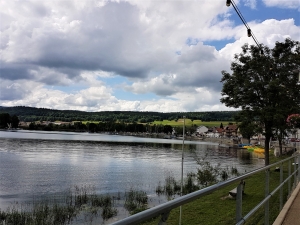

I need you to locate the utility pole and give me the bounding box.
[179,116,185,224]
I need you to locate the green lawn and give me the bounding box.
[151,119,229,127]
[80,119,230,128]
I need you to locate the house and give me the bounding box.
[206,132,220,138]
[19,121,30,127]
[204,127,224,138]
[224,124,238,137]
[196,126,208,134]
[215,127,224,136]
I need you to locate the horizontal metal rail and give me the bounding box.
[236,168,299,225]
[111,154,300,225]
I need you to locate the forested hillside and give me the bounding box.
[0,106,238,122]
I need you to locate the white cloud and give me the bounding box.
[0,0,299,112]
[262,0,300,10]
[220,19,300,60]
[243,0,257,9]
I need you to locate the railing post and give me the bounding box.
[158,211,170,225]
[236,180,243,223]
[298,155,300,182]
[288,159,291,195]
[294,157,297,188]
[280,163,283,210]
[265,169,269,225]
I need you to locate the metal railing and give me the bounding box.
[111,153,300,225]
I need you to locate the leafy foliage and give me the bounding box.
[235,110,259,144]
[155,158,239,198]
[0,113,19,128]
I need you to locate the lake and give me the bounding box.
[0,130,265,223]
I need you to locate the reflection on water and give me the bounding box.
[0,130,265,214]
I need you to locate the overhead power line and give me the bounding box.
[226,0,263,54]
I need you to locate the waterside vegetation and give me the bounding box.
[142,153,297,225]
[0,186,151,225]
[0,186,119,225]
[0,155,242,225]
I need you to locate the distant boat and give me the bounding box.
[238,143,250,147]
[242,145,265,154]
[6,128,17,132]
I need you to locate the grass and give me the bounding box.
[141,153,297,225]
[151,119,229,127]
[80,119,230,128]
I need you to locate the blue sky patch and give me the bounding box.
[185,37,200,46]
[113,89,158,101]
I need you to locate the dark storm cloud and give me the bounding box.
[0,62,33,80]
[28,1,151,79]
[33,67,82,86]
[1,1,150,83]
[174,70,224,92]
[0,82,27,101]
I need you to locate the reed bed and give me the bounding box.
[124,189,148,215]
[0,185,121,225]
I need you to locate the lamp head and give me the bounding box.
[247,29,252,37]
[226,0,231,7]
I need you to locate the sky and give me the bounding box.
[0,0,299,112]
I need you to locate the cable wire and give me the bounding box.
[230,0,262,51]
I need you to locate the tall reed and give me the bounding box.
[0,185,118,225]
[124,189,148,214]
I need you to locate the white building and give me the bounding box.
[196,126,208,134]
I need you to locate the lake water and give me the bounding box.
[0,130,265,223]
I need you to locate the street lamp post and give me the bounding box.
[179,116,185,225]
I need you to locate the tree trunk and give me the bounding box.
[264,134,271,166]
[278,138,283,156]
[264,122,274,166]
[278,129,284,156]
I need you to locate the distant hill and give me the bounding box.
[0,106,238,123]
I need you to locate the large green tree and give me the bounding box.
[0,113,10,128]
[235,110,259,144]
[0,113,19,129]
[11,115,20,128]
[220,38,300,165]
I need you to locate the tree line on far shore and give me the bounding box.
[0,113,206,135]
[27,121,183,134]
[0,107,232,134]
[0,106,237,123]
